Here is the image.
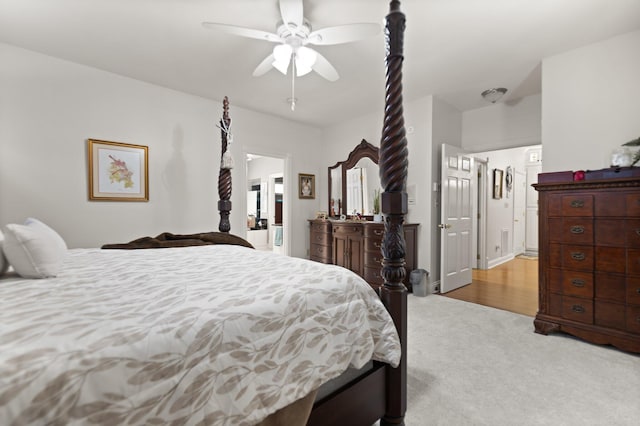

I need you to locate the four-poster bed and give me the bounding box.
[0,1,410,425]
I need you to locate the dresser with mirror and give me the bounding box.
[309,139,419,291]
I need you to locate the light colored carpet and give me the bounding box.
[403,295,640,426]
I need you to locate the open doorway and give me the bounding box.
[245,153,286,253]
[471,145,542,270]
[442,145,542,314]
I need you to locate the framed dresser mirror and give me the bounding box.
[328,139,381,217]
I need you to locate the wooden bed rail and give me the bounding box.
[379,1,408,425]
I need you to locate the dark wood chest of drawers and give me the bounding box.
[308,219,418,291]
[534,177,640,353]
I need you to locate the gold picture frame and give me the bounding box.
[493,168,503,199]
[88,139,149,201]
[298,173,315,199]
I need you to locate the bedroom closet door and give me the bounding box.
[440,144,474,293]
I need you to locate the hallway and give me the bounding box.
[442,257,538,317]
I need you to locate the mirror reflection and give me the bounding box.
[346,158,381,216]
[328,139,382,218]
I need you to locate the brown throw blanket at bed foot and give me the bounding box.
[101,232,254,250]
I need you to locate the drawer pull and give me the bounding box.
[570,226,584,234]
[374,229,383,236]
[571,305,585,313]
[570,200,585,208]
[571,279,585,287]
[571,252,586,261]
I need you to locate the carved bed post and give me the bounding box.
[218,96,232,233]
[379,1,408,425]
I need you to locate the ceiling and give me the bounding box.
[1,0,639,128]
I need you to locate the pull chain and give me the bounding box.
[290,57,296,111]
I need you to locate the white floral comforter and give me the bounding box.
[0,245,400,425]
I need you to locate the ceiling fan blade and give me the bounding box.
[279,0,304,28]
[201,22,281,43]
[252,54,276,77]
[308,23,381,45]
[311,50,339,82]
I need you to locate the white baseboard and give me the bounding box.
[488,253,515,269]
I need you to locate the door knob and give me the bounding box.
[438,223,452,229]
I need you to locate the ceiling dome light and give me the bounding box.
[481,87,507,103]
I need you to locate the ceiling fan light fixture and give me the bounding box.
[273,59,290,75]
[295,62,313,76]
[203,0,380,110]
[272,44,293,74]
[295,46,317,76]
[481,87,508,103]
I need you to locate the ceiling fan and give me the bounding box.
[202,0,380,109]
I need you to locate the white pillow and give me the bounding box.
[2,223,64,278]
[0,229,9,276]
[24,217,67,252]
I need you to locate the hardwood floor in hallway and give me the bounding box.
[442,257,538,317]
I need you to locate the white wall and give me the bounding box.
[0,43,323,258]
[5,29,635,267]
[462,94,542,152]
[542,30,640,172]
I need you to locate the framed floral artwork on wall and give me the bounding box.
[87,139,149,201]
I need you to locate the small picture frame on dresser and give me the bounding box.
[315,211,328,220]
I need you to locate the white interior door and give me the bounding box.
[525,164,542,254]
[440,144,474,293]
[513,169,526,255]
